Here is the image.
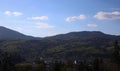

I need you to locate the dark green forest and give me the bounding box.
[0,40,120,71]
[0,30,120,71]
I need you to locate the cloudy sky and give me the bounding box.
[0,0,120,37]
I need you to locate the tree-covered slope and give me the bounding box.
[0,26,34,40]
[0,30,120,61]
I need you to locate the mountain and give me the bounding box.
[46,31,118,40]
[41,31,120,59]
[0,26,34,40]
[0,26,120,61]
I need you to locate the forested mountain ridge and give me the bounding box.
[0,26,35,40]
[0,26,120,61]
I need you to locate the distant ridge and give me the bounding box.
[0,26,34,40]
[45,31,118,40]
[0,26,119,41]
[0,26,120,60]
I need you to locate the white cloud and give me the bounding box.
[65,14,86,22]
[4,11,23,16]
[36,22,54,29]
[13,12,23,16]
[4,11,11,16]
[94,11,120,20]
[29,16,48,20]
[87,24,98,28]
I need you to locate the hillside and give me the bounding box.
[0,26,34,40]
[0,27,120,61]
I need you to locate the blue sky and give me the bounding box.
[0,0,120,37]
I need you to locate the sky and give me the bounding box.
[0,0,120,37]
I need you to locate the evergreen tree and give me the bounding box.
[52,61,63,71]
[0,50,14,71]
[78,61,86,71]
[92,58,100,71]
[112,40,120,64]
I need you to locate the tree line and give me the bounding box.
[0,41,120,71]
